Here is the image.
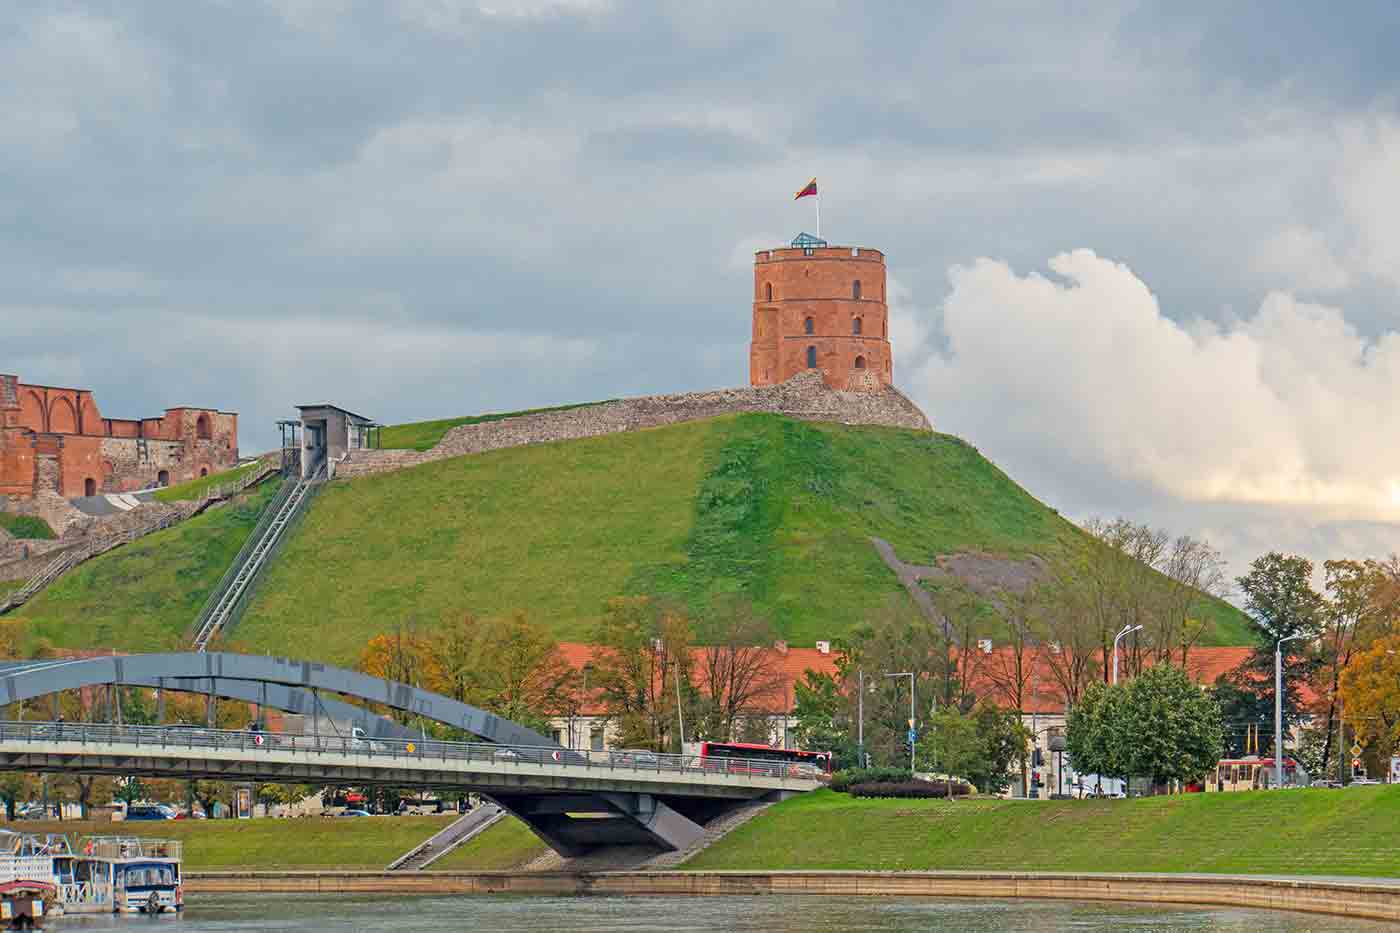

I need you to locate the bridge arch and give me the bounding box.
[0,653,557,748]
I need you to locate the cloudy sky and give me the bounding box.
[6,1,1399,585]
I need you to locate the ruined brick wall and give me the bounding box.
[751,246,892,391]
[0,376,238,500]
[338,371,932,480]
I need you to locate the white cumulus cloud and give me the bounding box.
[902,249,1400,525]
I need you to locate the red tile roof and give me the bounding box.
[554,642,1268,717]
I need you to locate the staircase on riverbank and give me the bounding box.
[388,805,505,872]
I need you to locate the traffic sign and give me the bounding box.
[907,728,917,745]
[1351,743,1363,758]
[1352,758,1362,769]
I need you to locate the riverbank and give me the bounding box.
[182,870,1400,922]
[685,785,1400,876]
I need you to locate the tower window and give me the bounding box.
[804,317,814,335]
[766,282,773,301]
[853,280,861,299]
[806,346,817,369]
[853,317,862,335]
[855,356,866,369]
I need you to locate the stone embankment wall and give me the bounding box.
[184,870,1400,921]
[338,372,932,480]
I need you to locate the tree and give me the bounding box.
[430,611,576,736]
[693,600,784,743]
[968,703,1030,795]
[1339,633,1400,759]
[112,776,147,806]
[1231,552,1323,736]
[591,597,693,752]
[1065,680,1126,789]
[791,670,857,768]
[1117,664,1223,789]
[920,707,980,798]
[0,774,39,820]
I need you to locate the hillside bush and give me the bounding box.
[851,780,972,799]
[829,767,912,793]
[0,514,55,540]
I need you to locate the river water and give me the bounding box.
[57,893,1388,931]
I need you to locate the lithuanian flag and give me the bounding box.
[794,178,818,200]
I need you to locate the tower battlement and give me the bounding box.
[749,239,892,391]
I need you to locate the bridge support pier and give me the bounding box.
[492,791,706,857]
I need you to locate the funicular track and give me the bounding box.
[189,463,325,651]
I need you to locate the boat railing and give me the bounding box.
[79,837,182,862]
[0,856,57,886]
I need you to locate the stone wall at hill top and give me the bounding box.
[336,372,932,480]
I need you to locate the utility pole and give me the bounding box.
[857,669,864,768]
[885,672,915,773]
[1275,633,1305,789]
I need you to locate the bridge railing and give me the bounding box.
[0,722,826,784]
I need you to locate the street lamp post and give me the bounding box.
[1275,633,1306,789]
[885,672,915,773]
[1111,624,1144,685]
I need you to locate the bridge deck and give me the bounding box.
[0,723,823,799]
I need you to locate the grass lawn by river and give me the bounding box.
[11,816,457,870]
[686,786,1400,877]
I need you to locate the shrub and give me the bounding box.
[0,514,55,540]
[830,767,912,793]
[850,780,973,799]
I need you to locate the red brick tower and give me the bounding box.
[749,235,891,390]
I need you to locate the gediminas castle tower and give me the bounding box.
[749,234,891,391]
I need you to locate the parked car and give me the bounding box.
[492,747,522,763]
[124,804,176,821]
[338,809,372,817]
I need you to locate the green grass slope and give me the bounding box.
[153,460,264,503]
[687,786,1400,877]
[18,816,455,870]
[234,412,1249,662]
[9,482,281,654]
[0,513,55,539]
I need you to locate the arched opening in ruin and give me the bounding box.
[804,317,814,335]
[200,467,208,478]
[157,470,170,487]
[853,317,862,335]
[853,280,861,299]
[196,413,212,440]
[84,478,97,497]
[765,282,773,301]
[49,397,77,434]
[855,356,866,369]
[806,346,817,369]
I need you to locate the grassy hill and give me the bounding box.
[684,785,1400,877]
[8,482,281,654]
[228,412,1248,664]
[4,410,1251,660]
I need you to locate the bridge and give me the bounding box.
[0,654,818,856]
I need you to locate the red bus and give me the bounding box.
[697,741,831,777]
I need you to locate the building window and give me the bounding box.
[590,729,604,752]
[765,282,773,301]
[853,280,861,299]
[853,317,862,335]
[157,470,170,487]
[84,478,97,497]
[196,413,212,440]
[804,317,814,335]
[806,346,817,369]
[855,355,866,369]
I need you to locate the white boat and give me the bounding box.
[0,831,59,927]
[54,836,183,915]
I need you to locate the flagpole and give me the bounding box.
[816,190,822,240]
